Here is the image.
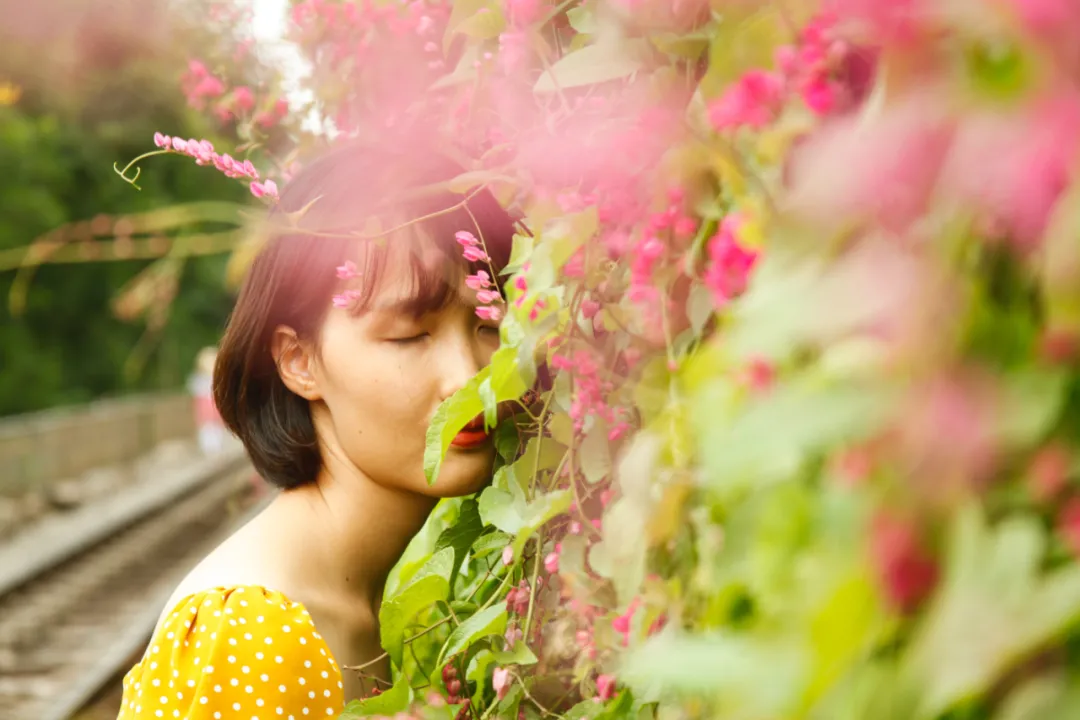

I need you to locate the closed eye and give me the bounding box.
[389,333,430,345]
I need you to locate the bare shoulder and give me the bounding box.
[156,504,289,624]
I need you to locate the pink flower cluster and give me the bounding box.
[550,349,628,437]
[703,214,759,307]
[458,232,503,321]
[181,58,290,129]
[152,133,277,201]
[708,13,872,130]
[180,60,226,110]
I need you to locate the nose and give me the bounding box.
[437,330,484,402]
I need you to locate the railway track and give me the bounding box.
[0,445,265,720]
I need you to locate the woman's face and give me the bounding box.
[305,241,501,498]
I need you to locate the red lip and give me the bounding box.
[451,415,490,449]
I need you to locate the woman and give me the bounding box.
[117,142,517,719]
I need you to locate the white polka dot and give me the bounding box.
[256,652,264,660]
[150,662,158,671]
[231,679,239,687]
[326,710,334,716]
[265,637,273,645]
[200,697,208,705]
[225,608,234,615]
[194,657,201,665]
[308,691,315,699]
[229,619,238,626]
[166,632,174,639]
[282,625,291,633]
[240,600,249,607]
[160,696,168,704]
[229,638,238,645]
[298,678,306,686]
[246,685,254,694]
[203,600,212,607]
[200,625,206,632]
[152,679,161,687]
[275,656,283,664]
[176,691,184,699]
[244,633,253,640]
[187,680,195,688]
[257,699,265,707]
[279,685,287,692]
[323,690,330,698]
[320,672,328,679]
[276,709,283,716]
[257,615,265,623]
[214,685,222,693]
[319,649,326,656]
[303,709,309,716]
[152,646,160,654]
[261,673,270,682]
[173,711,180,718]
[214,714,221,719]
[242,665,251,674]
[205,665,214,674]
[233,702,241,711]
[228,655,237,664]
[304,661,311,668]
[240,617,247,625]
[299,637,307,645]
[213,611,221,617]
[155,711,163,718]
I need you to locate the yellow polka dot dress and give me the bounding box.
[117,586,344,720]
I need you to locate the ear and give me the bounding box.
[271,326,322,401]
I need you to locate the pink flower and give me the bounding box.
[596,674,617,701]
[502,545,514,566]
[232,85,255,112]
[476,305,503,322]
[462,245,489,263]
[708,70,784,130]
[455,230,479,247]
[465,271,491,290]
[332,290,362,309]
[250,179,279,200]
[492,667,511,700]
[1059,498,1080,557]
[153,132,172,149]
[1028,444,1071,503]
[802,75,837,115]
[543,551,559,574]
[336,261,359,280]
[475,289,501,304]
[171,138,189,153]
[871,512,938,612]
[703,215,759,306]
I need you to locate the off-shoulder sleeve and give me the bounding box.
[117,586,344,720]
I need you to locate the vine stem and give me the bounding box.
[113,149,171,190]
[342,616,452,672]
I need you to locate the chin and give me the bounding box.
[428,449,495,498]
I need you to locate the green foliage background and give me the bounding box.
[0,24,247,416]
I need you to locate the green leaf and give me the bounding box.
[340,671,411,717]
[437,604,508,667]
[494,420,521,461]
[380,548,454,667]
[534,40,646,93]
[620,632,805,715]
[466,648,496,702]
[472,531,513,559]
[478,486,526,533]
[579,422,611,484]
[424,371,486,485]
[695,376,895,491]
[905,505,1080,718]
[435,499,484,586]
[491,641,538,666]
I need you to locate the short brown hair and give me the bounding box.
[213,142,517,489]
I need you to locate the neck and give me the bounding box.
[282,445,437,612]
